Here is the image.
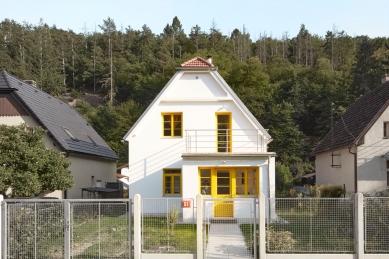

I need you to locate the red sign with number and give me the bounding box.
[181,200,191,208]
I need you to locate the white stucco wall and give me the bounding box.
[125,69,275,212]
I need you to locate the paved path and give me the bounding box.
[206,223,252,259]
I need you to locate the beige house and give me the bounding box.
[0,71,118,198]
[312,75,389,194]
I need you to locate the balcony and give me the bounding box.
[185,129,267,154]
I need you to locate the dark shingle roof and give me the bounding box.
[0,71,118,160]
[311,80,389,155]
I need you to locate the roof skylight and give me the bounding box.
[62,127,78,141]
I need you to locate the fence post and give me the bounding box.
[129,199,132,259]
[64,200,70,259]
[355,193,364,259]
[258,193,266,259]
[0,195,2,259]
[1,196,6,259]
[134,194,141,259]
[196,194,203,259]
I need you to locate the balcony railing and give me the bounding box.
[185,129,267,153]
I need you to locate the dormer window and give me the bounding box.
[63,127,78,141]
[384,122,389,138]
[85,134,97,146]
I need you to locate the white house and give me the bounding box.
[122,57,276,218]
[312,75,389,194]
[0,71,119,199]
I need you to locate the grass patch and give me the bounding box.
[142,217,196,253]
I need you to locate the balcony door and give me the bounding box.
[217,113,231,152]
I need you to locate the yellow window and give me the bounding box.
[216,113,231,152]
[163,169,181,196]
[235,168,257,196]
[200,169,212,195]
[162,113,182,137]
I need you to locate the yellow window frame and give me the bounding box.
[198,167,260,197]
[163,169,182,196]
[162,113,183,137]
[216,112,232,152]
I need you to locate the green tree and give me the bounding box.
[0,124,73,197]
[275,162,293,197]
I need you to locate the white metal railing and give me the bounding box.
[185,129,266,153]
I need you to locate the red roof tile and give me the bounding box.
[180,56,214,67]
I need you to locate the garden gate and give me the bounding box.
[203,198,256,259]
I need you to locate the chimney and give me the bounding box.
[382,74,389,84]
[23,80,37,87]
[206,55,212,64]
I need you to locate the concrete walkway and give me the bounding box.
[206,223,252,259]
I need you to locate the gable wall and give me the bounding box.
[0,93,29,116]
[0,114,116,199]
[126,70,270,199]
[356,107,389,193]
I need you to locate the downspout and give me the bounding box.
[267,156,271,199]
[348,145,357,193]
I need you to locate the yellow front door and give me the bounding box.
[214,169,234,217]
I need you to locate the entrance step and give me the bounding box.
[209,218,237,224]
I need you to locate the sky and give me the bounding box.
[1,0,388,39]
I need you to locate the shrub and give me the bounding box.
[266,226,297,252]
[167,206,179,236]
[320,184,345,197]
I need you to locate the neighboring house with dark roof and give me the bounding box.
[311,75,389,194]
[122,56,276,219]
[0,71,118,198]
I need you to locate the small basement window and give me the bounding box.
[63,127,78,141]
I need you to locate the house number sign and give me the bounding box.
[181,200,191,208]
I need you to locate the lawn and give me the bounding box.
[141,217,196,253]
[240,199,355,254]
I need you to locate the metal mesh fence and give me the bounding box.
[266,198,354,253]
[203,198,255,259]
[141,198,195,253]
[6,201,65,259]
[3,199,132,259]
[365,197,389,253]
[70,201,131,258]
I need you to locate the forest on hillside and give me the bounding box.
[1,17,388,194]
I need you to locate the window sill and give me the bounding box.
[162,136,183,139]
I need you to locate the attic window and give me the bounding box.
[384,122,389,138]
[85,134,97,146]
[63,127,78,141]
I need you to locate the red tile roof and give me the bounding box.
[180,56,214,67]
